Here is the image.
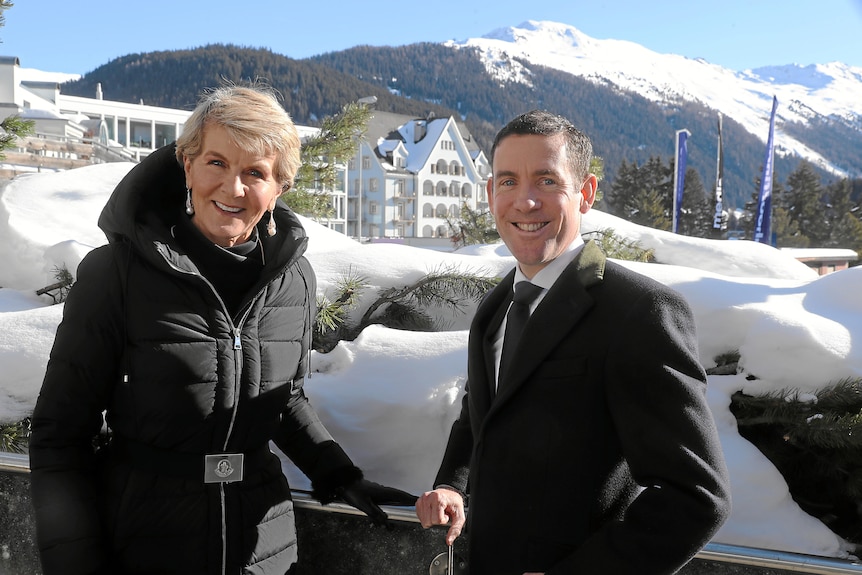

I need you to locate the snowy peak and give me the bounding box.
[449,20,862,178]
[482,20,593,51]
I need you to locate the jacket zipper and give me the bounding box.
[158,257,254,575]
[157,236,306,574]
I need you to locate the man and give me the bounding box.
[416,110,731,575]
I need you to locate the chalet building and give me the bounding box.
[350,110,490,244]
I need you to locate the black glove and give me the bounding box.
[336,478,418,529]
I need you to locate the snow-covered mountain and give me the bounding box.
[447,20,862,178]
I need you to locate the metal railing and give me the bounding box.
[2,452,860,574]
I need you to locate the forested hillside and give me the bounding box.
[62,43,827,209]
[60,44,458,134]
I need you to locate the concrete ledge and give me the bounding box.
[2,456,860,574]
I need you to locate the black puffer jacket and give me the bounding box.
[30,144,354,575]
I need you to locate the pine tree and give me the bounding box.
[605,156,672,230]
[284,100,373,220]
[824,179,862,251]
[603,159,638,218]
[630,187,671,230]
[677,167,714,237]
[785,161,829,246]
[772,205,809,248]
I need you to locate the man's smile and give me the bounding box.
[513,222,548,232]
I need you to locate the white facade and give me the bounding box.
[59,93,190,157]
[349,111,490,244]
[0,56,191,164]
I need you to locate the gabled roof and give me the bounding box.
[366,110,482,153]
[365,110,484,174]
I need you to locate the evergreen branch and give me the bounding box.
[583,228,654,262]
[356,265,497,331]
[0,417,30,454]
[0,115,35,159]
[312,268,370,351]
[315,295,347,333]
[729,376,862,546]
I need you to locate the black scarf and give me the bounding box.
[174,216,263,319]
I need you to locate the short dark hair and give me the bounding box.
[490,110,593,180]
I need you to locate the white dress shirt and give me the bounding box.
[492,237,586,388]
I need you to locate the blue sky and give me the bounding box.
[3,0,862,76]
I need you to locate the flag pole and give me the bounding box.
[712,114,724,234]
[672,129,690,234]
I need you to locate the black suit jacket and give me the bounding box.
[435,241,731,575]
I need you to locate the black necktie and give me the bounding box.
[498,281,543,388]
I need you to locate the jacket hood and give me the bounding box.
[98,143,308,275]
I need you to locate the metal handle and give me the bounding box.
[429,548,467,574]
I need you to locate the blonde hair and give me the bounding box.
[175,83,301,191]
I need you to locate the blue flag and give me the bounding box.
[754,96,778,245]
[672,129,689,234]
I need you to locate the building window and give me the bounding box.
[154,124,176,148]
[394,179,404,196]
[130,120,152,148]
[369,201,379,215]
[369,178,379,192]
[423,225,434,237]
[449,182,459,197]
[436,204,447,218]
[423,203,434,218]
[423,181,434,196]
[436,182,447,196]
[362,156,371,169]
[462,183,472,198]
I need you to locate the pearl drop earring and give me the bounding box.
[185,188,195,216]
[266,209,277,237]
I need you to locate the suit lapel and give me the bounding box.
[490,241,607,409]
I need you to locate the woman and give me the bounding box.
[29,84,415,575]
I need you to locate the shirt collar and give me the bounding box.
[513,236,585,291]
